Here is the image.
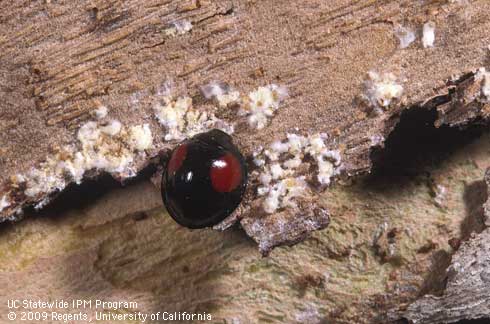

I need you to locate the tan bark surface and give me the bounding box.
[398,169,490,323]
[1,129,489,323]
[2,1,490,323]
[1,0,490,252]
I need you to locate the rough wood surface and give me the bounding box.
[1,129,490,324]
[2,1,490,253]
[400,229,490,324]
[2,2,490,322]
[396,169,490,324]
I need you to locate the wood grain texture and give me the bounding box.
[1,130,490,323]
[1,1,490,251]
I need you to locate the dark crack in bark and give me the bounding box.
[1,0,490,255]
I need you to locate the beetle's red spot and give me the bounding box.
[210,153,242,193]
[168,144,187,174]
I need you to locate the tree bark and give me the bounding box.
[1,1,490,322]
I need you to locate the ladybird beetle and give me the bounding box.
[161,129,248,228]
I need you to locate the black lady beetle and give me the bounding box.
[161,129,248,228]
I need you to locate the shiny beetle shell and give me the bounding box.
[161,129,248,228]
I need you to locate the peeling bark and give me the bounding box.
[1,1,490,254]
[2,128,490,323]
[396,169,490,324]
